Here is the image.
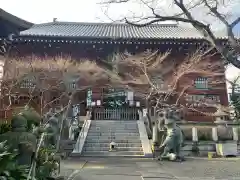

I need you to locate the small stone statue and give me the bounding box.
[0,114,37,166]
[158,108,184,161]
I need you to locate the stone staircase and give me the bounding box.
[81,120,144,157]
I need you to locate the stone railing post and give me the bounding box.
[152,116,159,145]
[138,110,143,121]
[212,127,218,142]
[192,127,198,142]
[232,126,239,141]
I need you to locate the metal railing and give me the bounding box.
[93,108,138,120]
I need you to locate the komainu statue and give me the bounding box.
[45,115,60,147]
[158,108,185,161]
[0,114,37,166]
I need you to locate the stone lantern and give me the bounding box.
[214,108,228,124]
[213,108,232,142]
[213,108,238,157]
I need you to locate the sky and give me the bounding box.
[1,0,153,23]
[1,0,240,94]
[1,0,239,24]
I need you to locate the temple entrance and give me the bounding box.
[89,88,139,120]
[102,88,128,108]
[93,107,138,120]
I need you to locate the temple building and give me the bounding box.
[0,9,33,119]
[0,14,229,122]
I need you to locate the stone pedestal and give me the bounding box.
[216,142,238,157]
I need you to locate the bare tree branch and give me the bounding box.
[103,0,240,69]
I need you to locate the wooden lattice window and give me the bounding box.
[69,81,77,89]
[12,94,20,105]
[67,78,78,90]
[20,78,35,88]
[194,77,208,89]
[185,94,220,107]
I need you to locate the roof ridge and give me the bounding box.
[33,21,179,27]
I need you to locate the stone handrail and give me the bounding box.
[178,121,240,142]
[72,111,91,154]
[176,121,240,127]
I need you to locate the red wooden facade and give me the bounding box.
[0,21,229,122]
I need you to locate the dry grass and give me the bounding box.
[3,56,125,88]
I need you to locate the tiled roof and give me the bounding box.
[20,22,207,40]
[0,8,33,29]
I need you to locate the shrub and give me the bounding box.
[181,127,192,141]
[197,126,212,141]
[0,123,11,134]
[217,126,233,141]
[20,107,41,131]
[0,141,29,179]
[36,147,60,180]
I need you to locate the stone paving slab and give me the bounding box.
[74,174,143,180]
[158,159,240,179]
[60,158,240,180]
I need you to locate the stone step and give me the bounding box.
[91,122,138,125]
[89,127,139,131]
[91,125,138,127]
[91,123,138,125]
[80,151,144,156]
[90,125,138,128]
[85,139,142,144]
[82,147,143,152]
[91,120,138,123]
[87,132,140,136]
[84,142,142,147]
[88,128,139,131]
[80,120,143,157]
[88,130,139,134]
[91,121,137,125]
[85,136,141,140]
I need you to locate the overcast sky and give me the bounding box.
[1,0,240,90]
[1,0,239,24]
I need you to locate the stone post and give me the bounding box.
[232,126,239,141]
[152,123,159,144]
[212,127,218,142]
[138,110,143,121]
[192,127,198,142]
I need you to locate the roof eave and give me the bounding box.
[0,8,34,29]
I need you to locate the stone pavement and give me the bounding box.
[60,157,240,180]
[159,158,240,180]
